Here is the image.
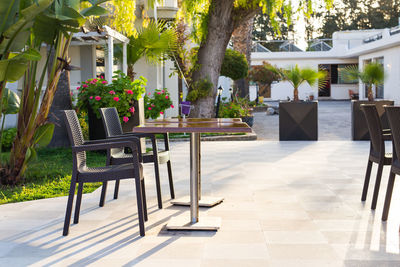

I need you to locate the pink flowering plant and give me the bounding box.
[77,71,147,123]
[144,88,174,119]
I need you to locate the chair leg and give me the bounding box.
[63,176,77,236]
[74,182,84,224]
[114,179,120,199]
[361,160,373,201]
[371,163,384,210]
[167,160,175,199]
[141,179,148,221]
[153,157,163,209]
[99,181,108,207]
[382,171,396,221]
[135,178,145,237]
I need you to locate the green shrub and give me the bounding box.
[1,128,17,151]
[220,49,248,80]
[186,78,213,102]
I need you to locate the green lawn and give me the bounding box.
[0,148,106,205]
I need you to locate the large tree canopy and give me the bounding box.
[318,0,400,38]
[178,0,332,117]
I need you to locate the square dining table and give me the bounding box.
[132,118,252,230]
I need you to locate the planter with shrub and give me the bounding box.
[76,71,146,139]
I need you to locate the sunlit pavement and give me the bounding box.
[0,140,399,266]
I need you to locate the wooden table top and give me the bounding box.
[132,120,252,133]
[146,118,242,123]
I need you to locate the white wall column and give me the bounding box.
[105,37,114,81]
[122,42,127,75]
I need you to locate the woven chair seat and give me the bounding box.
[78,163,143,181]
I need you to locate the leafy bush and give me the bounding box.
[186,78,213,102]
[76,71,147,124]
[218,97,252,118]
[220,49,248,80]
[1,128,17,151]
[144,89,174,119]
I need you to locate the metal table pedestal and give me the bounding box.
[166,133,221,230]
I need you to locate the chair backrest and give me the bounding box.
[63,110,87,169]
[99,107,124,155]
[361,104,385,157]
[384,106,400,161]
[100,107,124,137]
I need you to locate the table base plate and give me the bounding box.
[171,196,224,207]
[166,215,221,230]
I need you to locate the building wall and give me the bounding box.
[252,57,358,100]
[358,46,400,103]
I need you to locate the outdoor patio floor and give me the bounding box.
[1,140,400,266]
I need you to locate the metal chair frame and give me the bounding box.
[360,104,392,210]
[99,107,174,209]
[63,110,147,236]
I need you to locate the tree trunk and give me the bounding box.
[294,88,299,101]
[232,16,254,98]
[190,0,236,117]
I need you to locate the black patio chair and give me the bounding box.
[360,104,392,210]
[63,110,147,237]
[99,107,174,209]
[382,106,400,221]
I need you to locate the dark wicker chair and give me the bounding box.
[63,110,147,236]
[360,104,392,210]
[99,107,174,209]
[382,106,400,221]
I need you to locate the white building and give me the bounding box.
[251,27,400,103]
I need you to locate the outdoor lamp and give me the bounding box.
[229,87,234,102]
[216,86,223,118]
[217,86,223,96]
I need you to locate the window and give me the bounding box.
[331,64,358,84]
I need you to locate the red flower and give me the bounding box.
[102,81,107,84]
[148,107,152,110]
[113,96,120,102]
[126,90,133,94]
[82,84,88,88]
[123,116,129,123]
[160,111,164,115]
[90,96,93,99]
[165,95,169,99]
[157,92,161,95]
[95,96,101,101]
[170,104,174,108]
[109,90,115,95]
[76,86,80,90]
[129,107,135,113]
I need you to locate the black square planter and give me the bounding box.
[279,101,318,141]
[351,100,394,140]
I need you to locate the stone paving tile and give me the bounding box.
[0,140,399,266]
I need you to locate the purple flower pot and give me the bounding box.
[181,101,191,116]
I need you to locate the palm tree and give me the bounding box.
[269,64,327,101]
[342,62,384,101]
[116,20,177,81]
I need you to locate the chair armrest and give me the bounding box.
[73,140,138,153]
[106,135,143,161]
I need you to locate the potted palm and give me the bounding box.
[270,64,327,140]
[342,62,393,140]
